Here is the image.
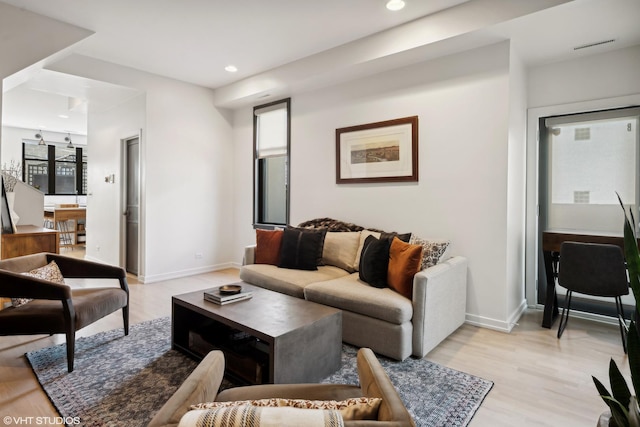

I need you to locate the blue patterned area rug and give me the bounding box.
[322,345,493,426]
[26,317,492,427]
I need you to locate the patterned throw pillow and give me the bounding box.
[190,398,280,410]
[275,397,382,421]
[11,260,65,308]
[190,397,381,422]
[181,405,344,427]
[409,235,450,270]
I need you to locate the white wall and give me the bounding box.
[49,55,236,282]
[234,41,522,330]
[524,44,640,305]
[505,44,528,328]
[86,94,145,266]
[0,3,91,81]
[528,45,640,109]
[1,125,88,164]
[0,3,91,249]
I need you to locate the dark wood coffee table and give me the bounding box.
[172,282,342,384]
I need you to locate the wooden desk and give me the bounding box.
[541,230,638,328]
[44,207,86,247]
[1,225,60,259]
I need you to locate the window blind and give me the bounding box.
[255,103,287,158]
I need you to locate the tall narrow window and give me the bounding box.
[542,106,640,234]
[253,98,290,228]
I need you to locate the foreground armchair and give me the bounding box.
[0,252,129,372]
[149,347,415,427]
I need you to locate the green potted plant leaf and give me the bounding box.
[592,195,640,427]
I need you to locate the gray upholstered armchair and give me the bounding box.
[0,252,129,372]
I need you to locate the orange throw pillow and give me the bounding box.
[255,229,283,265]
[387,237,423,299]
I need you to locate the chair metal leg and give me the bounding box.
[615,296,628,354]
[557,290,573,339]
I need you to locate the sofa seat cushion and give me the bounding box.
[240,264,350,298]
[304,274,412,325]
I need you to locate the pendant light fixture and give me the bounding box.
[36,131,46,146]
[65,133,74,149]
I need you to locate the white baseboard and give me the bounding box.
[465,299,528,333]
[139,263,238,284]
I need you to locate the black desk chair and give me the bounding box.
[557,241,629,352]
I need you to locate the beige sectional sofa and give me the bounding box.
[239,221,468,361]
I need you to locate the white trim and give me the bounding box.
[139,263,239,284]
[465,299,527,332]
[120,133,142,277]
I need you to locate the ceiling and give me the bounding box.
[1,0,640,135]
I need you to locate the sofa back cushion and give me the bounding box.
[322,232,361,273]
[255,229,283,265]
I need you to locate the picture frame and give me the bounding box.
[335,116,418,184]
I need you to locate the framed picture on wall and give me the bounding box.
[335,116,418,184]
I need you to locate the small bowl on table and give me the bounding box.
[219,284,242,295]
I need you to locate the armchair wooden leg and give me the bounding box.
[66,329,75,373]
[62,298,76,373]
[123,305,129,336]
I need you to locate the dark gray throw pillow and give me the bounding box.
[358,235,391,288]
[279,227,327,270]
[381,231,411,243]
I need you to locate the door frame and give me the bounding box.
[120,131,144,279]
[525,93,640,310]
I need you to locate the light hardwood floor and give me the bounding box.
[0,258,627,426]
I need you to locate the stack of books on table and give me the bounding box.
[204,288,253,305]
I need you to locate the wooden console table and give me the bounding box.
[1,225,60,259]
[44,207,86,248]
[541,230,638,328]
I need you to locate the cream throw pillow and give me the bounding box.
[322,232,361,273]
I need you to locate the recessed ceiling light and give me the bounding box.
[225,65,238,73]
[386,0,405,11]
[58,114,69,119]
